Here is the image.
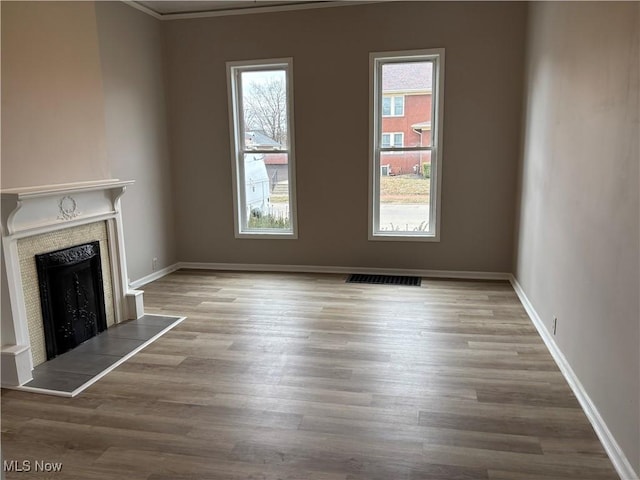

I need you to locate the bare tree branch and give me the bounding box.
[243,76,288,147]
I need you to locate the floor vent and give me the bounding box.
[346,274,422,287]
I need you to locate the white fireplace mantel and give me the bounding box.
[1,179,144,387]
[1,179,132,236]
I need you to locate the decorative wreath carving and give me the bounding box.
[58,195,79,221]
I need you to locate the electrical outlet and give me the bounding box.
[553,316,558,335]
[152,257,158,272]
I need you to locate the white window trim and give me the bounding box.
[382,95,405,117]
[368,48,445,242]
[227,58,298,239]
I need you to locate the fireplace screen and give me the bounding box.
[36,241,108,360]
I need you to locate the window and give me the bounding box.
[381,132,404,149]
[227,58,297,237]
[382,95,404,117]
[369,49,444,240]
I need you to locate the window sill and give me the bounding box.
[236,231,298,240]
[369,232,440,242]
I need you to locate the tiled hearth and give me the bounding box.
[1,180,145,388]
[22,314,184,397]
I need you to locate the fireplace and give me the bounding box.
[1,180,145,387]
[36,241,108,360]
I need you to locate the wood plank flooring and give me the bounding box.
[1,270,619,479]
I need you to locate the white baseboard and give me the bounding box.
[129,264,180,289]
[176,262,511,281]
[509,275,638,480]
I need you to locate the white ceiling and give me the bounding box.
[135,1,328,16]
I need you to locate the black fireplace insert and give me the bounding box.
[36,241,108,360]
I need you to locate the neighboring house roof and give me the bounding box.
[411,121,432,131]
[264,153,288,165]
[382,62,433,92]
[245,130,281,149]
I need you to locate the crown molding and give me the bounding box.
[123,1,163,19]
[123,1,382,21]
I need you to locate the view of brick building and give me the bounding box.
[380,62,433,176]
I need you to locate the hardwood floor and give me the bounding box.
[1,270,619,479]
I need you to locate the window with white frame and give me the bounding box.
[369,49,444,240]
[227,58,297,237]
[381,132,404,148]
[382,95,404,117]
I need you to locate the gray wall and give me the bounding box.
[514,2,639,473]
[0,1,176,283]
[164,2,527,272]
[1,1,109,188]
[96,1,176,282]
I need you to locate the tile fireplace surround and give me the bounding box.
[1,180,144,387]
